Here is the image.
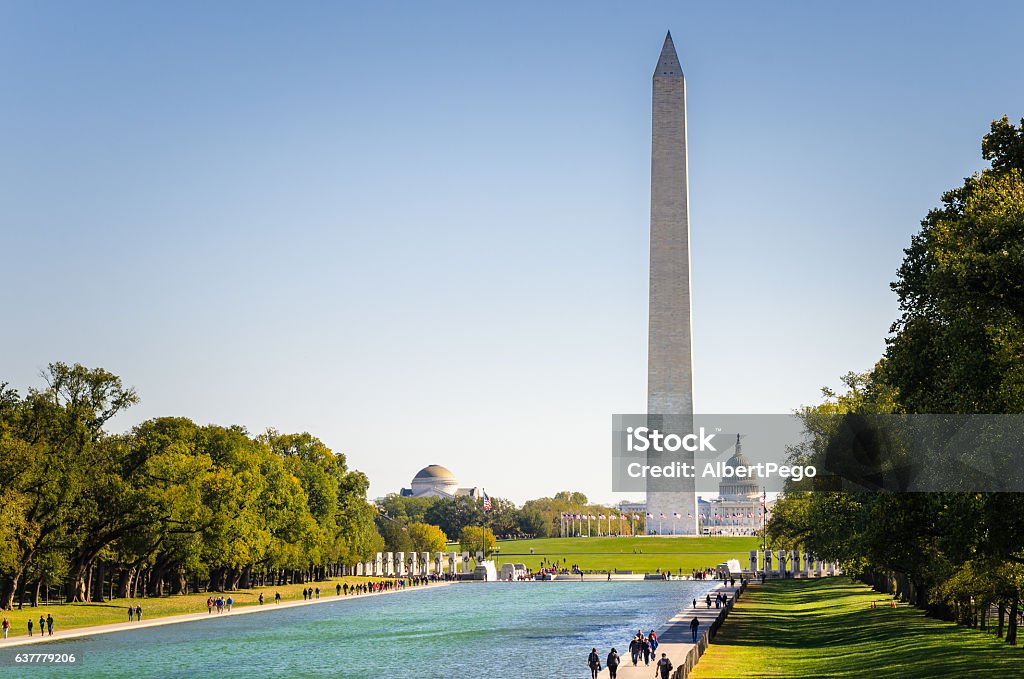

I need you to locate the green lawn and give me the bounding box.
[0,576,387,640]
[689,578,1023,678]
[490,536,759,574]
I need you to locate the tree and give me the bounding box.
[458,526,495,556]
[407,522,448,553]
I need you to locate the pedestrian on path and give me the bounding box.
[2,616,9,639]
[649,630,659,653]
[690,617,700,642]
[46,614,54,636]
[259,593,264,605]
[128,606,134,622]
[587,648,602,679]
[642,635,652,665]
[606,648,620,679]
[275,591,281,604]
[135,605,142,621]
[655,653,673,679]
[39,615,45,636]
[629,636,641,666]
[27,618,33,637]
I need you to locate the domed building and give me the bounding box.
[400,465,481,499]
[698,435,763,536]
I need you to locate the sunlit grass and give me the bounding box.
[492,536,760,573]
[689,578,1022,678]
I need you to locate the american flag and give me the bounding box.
[673,512,680,518]
[482,490,492,511]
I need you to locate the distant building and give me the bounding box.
[699,435,763,536]
[399,465,481,499]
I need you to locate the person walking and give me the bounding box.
[690,617,700,643]
[622,634,638,667]
[39,615,45,637]
[128,605,134,622]
[207,597,213,614]
[46,614,54,636]
[258,592,264,605]
[641,635,652,666]
[135,605,142,621]
[226,596,233,612]
[706,594,712,609]
[336,583,341,596]
[27,618,33,637]
[655,652,673,679]
[2,616,9,640]
[587,648,602,679]
[606,647,620,679]
[275,591,281,604]
[649,630,659,653]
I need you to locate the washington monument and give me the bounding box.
[646,32,698,535]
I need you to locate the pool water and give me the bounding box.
[1,581,715,679]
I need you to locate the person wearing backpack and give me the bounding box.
[587,647,602,679]
[655,652,674,679]
[606,647,621,679]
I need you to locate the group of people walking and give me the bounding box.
[203,576,435,616]
[206,596,232,613]
[2,613,55,639]
[126,604,143,621]
[586,628,669,678]
[627,629,660,666]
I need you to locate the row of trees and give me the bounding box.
[374,490,630,555]
[0,363,384,609]
[769,117,1024,645]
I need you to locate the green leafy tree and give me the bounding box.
[407,522,448,553]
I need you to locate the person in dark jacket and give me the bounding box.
[690,616,700,642]
[629,635,641,666]
[606,647,620,679]
[587,648,601,679]
[656,653,674,679]
[641,635,652,665]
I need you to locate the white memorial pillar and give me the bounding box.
[374,552,383,577]
[748,550,758,573]
[461,552,471,574]
[777,549,787,577]
[790,550,800,575]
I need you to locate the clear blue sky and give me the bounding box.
[2,1,1022,504]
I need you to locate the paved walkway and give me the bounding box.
[596,581,742,679]
[0,581,451,648]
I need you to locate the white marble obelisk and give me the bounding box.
[645,32,698,535]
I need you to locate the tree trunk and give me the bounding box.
[91,560,106,603]
[239,566,252,590]
[1008,597,1019,645]
[998,603,1006,638]
[148,566,165,598]
[31,580,41,607]
[117,569,134,599]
